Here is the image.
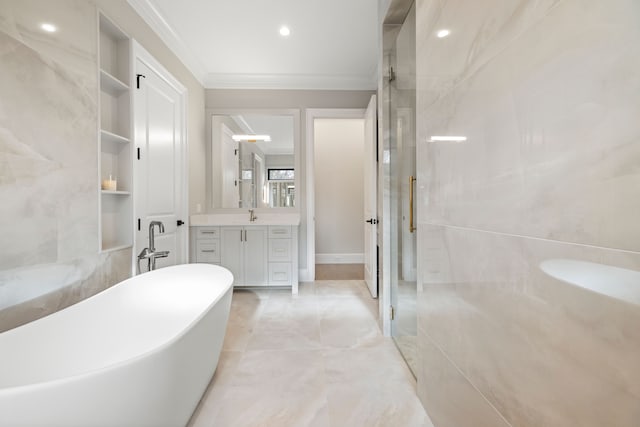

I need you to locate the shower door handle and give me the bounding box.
[409,176,416,233]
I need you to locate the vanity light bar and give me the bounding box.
[428,136,467,142]
[232,134,271,142]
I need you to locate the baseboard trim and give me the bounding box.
[315,253,364,264]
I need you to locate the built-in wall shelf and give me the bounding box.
[100,129,129,145]
[100,69,129,95]
[98,12,132,252]
[101,190,131,196]
[101,243,133,253]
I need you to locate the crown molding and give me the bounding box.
[204,73,377,91]
[127,0,207,85]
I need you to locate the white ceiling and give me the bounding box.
[128,0,379,90]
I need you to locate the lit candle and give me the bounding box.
[102,174,117,191]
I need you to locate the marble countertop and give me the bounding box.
[190,213,301,226]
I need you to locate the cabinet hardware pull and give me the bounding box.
[409,176,416,233]
[201,250,216,253]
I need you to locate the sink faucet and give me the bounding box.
[249,209,258,222]
[137,221,169,273]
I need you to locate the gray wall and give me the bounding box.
[0,0,205,331]
[414,0,640,426]
[314,118,365,261]
[204,89,374,271]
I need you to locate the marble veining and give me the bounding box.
[415,0,640,425]
[417,0,640,252]
[0,26,98,267]
[0,249,132,332]
[419,226,640,426]
[0,1,131,330]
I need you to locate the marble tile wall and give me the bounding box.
[0,0,131,331]
[415,0,640,425]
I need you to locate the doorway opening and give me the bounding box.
[313,117,365,281]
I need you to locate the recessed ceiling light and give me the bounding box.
[41,23,57,33]
[279,26,290,37]
[436,29,450,38]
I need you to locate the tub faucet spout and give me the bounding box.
[137,221,168,273]
[149,221,165,251]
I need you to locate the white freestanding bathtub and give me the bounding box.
[0,263,233,427]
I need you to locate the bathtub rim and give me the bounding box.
[0,263,233,394]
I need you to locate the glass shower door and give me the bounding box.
[388,2,417,376]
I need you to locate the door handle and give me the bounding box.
[366,218,378,224]
[177,220,184,226]
[409,176,416,233]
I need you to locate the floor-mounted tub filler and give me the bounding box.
[0,264,233,427]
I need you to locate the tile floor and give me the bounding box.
[188,280,433,427]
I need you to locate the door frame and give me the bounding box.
[304,108,366,282]
[131,40,189,273]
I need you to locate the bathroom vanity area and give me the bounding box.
[190,214,300,294]
[194,108,302,294]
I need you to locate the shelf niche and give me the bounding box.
[99,13,132,252]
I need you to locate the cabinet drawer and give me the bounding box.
[268,239,291,262]
[196,227,220,240]
[196,240,220,263]
[268,226,291,239]
[269,263,291,285]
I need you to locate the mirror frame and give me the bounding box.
[207,108,301,213]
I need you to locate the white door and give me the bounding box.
[221,124,239,208]
[134,56,186,272]
[363,95,378,297]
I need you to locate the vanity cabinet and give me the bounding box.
[190,223,299,293]
[220,226,268,286]
[193,227,220,264]
[267,226,294,286]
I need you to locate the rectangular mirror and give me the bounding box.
[209,109,300,210]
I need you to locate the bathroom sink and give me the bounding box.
[190,213,301,226]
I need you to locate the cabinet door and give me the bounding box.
[220,227,243,284]
[244,227,268,285]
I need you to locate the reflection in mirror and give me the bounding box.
[268,168,295,207]
[211,113,296,209]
